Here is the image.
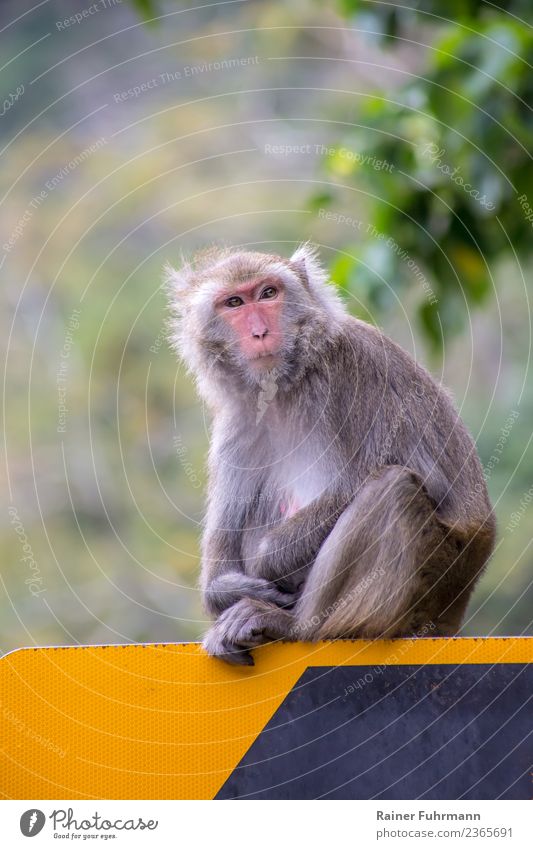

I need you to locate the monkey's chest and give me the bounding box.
[275,458,331,515]
[241,456,332,568]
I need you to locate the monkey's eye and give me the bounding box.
[259,286,278,300]
[224,296,244,308]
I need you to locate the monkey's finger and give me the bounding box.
[203,628,255,665]
[232,628,265,648]
[221,648,255,666]
[215,640,255,665]
[275,579,305,597]
[274,590,298,609]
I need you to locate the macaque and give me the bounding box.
[166,245,495,665]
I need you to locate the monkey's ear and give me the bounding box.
[290,242,325,287]
[163,261,191,307]
[290,243,346,318]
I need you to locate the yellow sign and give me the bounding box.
[1,638,530,799]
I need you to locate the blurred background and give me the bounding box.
[1,0,532,652]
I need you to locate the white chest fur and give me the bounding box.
[272,443,332,517]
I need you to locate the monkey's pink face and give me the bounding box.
[215,278,284,368]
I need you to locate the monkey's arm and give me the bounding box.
[203,571,294,617]
[201,503,294,617]
[252,491,350,591]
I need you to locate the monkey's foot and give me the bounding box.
[203,598,283,666]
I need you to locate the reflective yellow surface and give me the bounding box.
[1,638,530,799]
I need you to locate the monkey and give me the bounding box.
[166,244,496,665]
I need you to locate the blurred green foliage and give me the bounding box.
[1,0,532,652]
[314,0,533,349]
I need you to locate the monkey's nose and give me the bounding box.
[252,327,268,339]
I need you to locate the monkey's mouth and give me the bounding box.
[249,352,280,367]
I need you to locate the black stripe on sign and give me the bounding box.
[216,663,533,799]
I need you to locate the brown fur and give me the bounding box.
[167,245,496,665]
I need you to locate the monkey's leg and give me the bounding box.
[203,571,296,617]
[294,466,464,640]
[412,517,494,635]
[203,598,295,666]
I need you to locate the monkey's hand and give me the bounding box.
[203,571,296,617]
[203,598,278,666]
[203,598,296,666]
